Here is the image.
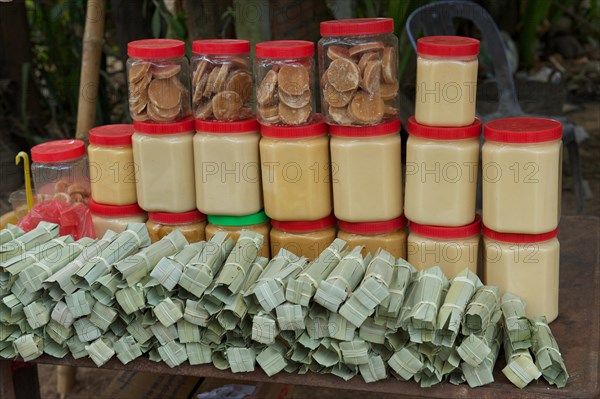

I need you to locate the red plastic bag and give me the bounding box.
[17,199,95,239]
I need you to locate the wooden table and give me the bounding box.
[1,215,598,399]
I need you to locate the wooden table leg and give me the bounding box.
[0,360,17,399]
[0,361,40,399]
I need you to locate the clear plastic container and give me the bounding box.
[194,119,262,216]
[482,117,562,234]
[483,226,559,322]
[127,39,191,123]
[255,40,315,126]
[89,199,147,238]
[147,210,207,244]
[319,18,399,126]
[404,117,482,226]
[88,124,137,206]
[260,117,332,221]
[415,36,480,127]
[337,216,407,259]
[330,119,402,222]
[270,214,337,260]
[205,211,271,258]
[132,118,196,213]
[30,139,90,204]
[191,39,253,121]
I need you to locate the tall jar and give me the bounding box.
[126,39,191,123]
[404,117,482,226]
[319,18,399,126]
[483,227,560,322]
[88,124,137,206]
[89,199,147,238]
[482,117,562,234]
[270,214,337,261]
[132,118,196,213]
[330,119,402,222]
[255,40,315,126]
[205,211,271,258]
[191,39,253,121]
[194,119,262,216]
[337,216,407,259]
[146,210,207,244]
[415,36,480,127]
[260,117,332,221]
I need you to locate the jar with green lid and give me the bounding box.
[205,211,271,258]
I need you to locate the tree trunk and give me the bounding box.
[184,0,234,41]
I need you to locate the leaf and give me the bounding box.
[152,8,161,38]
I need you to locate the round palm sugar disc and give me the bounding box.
[213,63,230,93]
[193,73,209,104]
[148,77,181,110]
[323,84,354,107]
[192,60,209,87]
[129,62,151,84]
[380,79,399,101]
[277,64,310,96]
[329,105,354,125]
[203,66,221,97]
[358,52,379,75]
[327,45,352,61]
[151,64,181,79]
[278,102,311,125]
[257,69,278,106]
[279,87,310,109]
[212,91,243,120]
[226,70,253,103]
[348,41,385,57]
[349,91,384,124]
[326,58,360,92]
[382,47,397,83]
[195,101,213,119]
[362,60,382,94]
[258,103,279,119]
[148,102,177,122]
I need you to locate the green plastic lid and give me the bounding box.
[207,210,269,226]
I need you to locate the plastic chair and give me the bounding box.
[406,0,584,213]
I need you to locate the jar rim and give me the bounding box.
[31,140,86,163]
[128,39,185,59]
[195,119,259,134]
[89,124,134,146]
[417,36,480,57]
[192,39,250,55]
[409,215,481,239]
[207,210,269,226]
[329,119,401,137]
[148,210,206,224]
[320,18,394,36]
[133,118,195,135]
[339,215,407,234]
[255,40,314,59]
[408,117,481,140]
[483,226,558,243]
[261,115,327,138]
[484,117,562,143]
[89,199,145,217]
[271,214,336,232]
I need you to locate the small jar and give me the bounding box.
[270,214,337,260]
[404,117,482,226]
[255,40,315,126]
[483,227,559,322]
[260,117,332,221]
[147,210,207,244]
[194,119,262,216]
[126,39,191,123]
[319,18,399,126]
[407,216,481,278]
[88,124,137,206]
[483,117,562,234]
[415,36,480,127]
[30,139,90,204]
[337,216,407,259]
[89,199,147,238]
[132,119,196,213]
[191,39,253,121]
[330,119,403,222]
[205,211,271,258]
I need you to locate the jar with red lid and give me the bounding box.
[319,18,399,126]
[127,39,191,123]
[30,139,90,204]
[270,214,337,260]
[255,40,315,126]
[89,199,147,238]
[147,210,207,243]
[482,117,562,234]
[337,216,407,259]
[191,39,253,121]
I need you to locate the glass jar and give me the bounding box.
[194,119,262,216]
[404,117,481,226]
[126,39,191,123]
[337,216,407,259]
[270,214,337,260]
[415,36,480,127]
[89,199,147,238]
[88,124,137,206]
[191,39,253,121]
[132,118,196,213]
[483,117,562,234]
[30,139,90,204]
[260,117,332,221]
[407,215,481,278]
[255,40,315,126]
[205,211,271,258]
[319,18,399,126]
[483,227,559,322]
[330,119,402,222]
[147,210,207,244]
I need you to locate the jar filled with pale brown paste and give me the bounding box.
[337,215,407,259]
[89,199,147,238]
[205,211,271,258]
[146,210,207,244]
[270,214,337,260]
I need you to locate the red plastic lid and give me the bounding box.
[192,39,250,55]
[89,199,144,217]
[484,117,562,143]
[408,117,481,140]
[255,40,314,59]
[409,215,481,239]
[148,210,207,225]
[127,39,185,59]
[271,214,336,232]
[195,119,259,134]
[417,36,480,57]
[329,119,401,137]
[483,226,558,243]
[339,215,407,235]
[31,140,86,163]
[89,124,134,146]
[320,18,394,36]
[261,115,327,138]
[133,118,194,135]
